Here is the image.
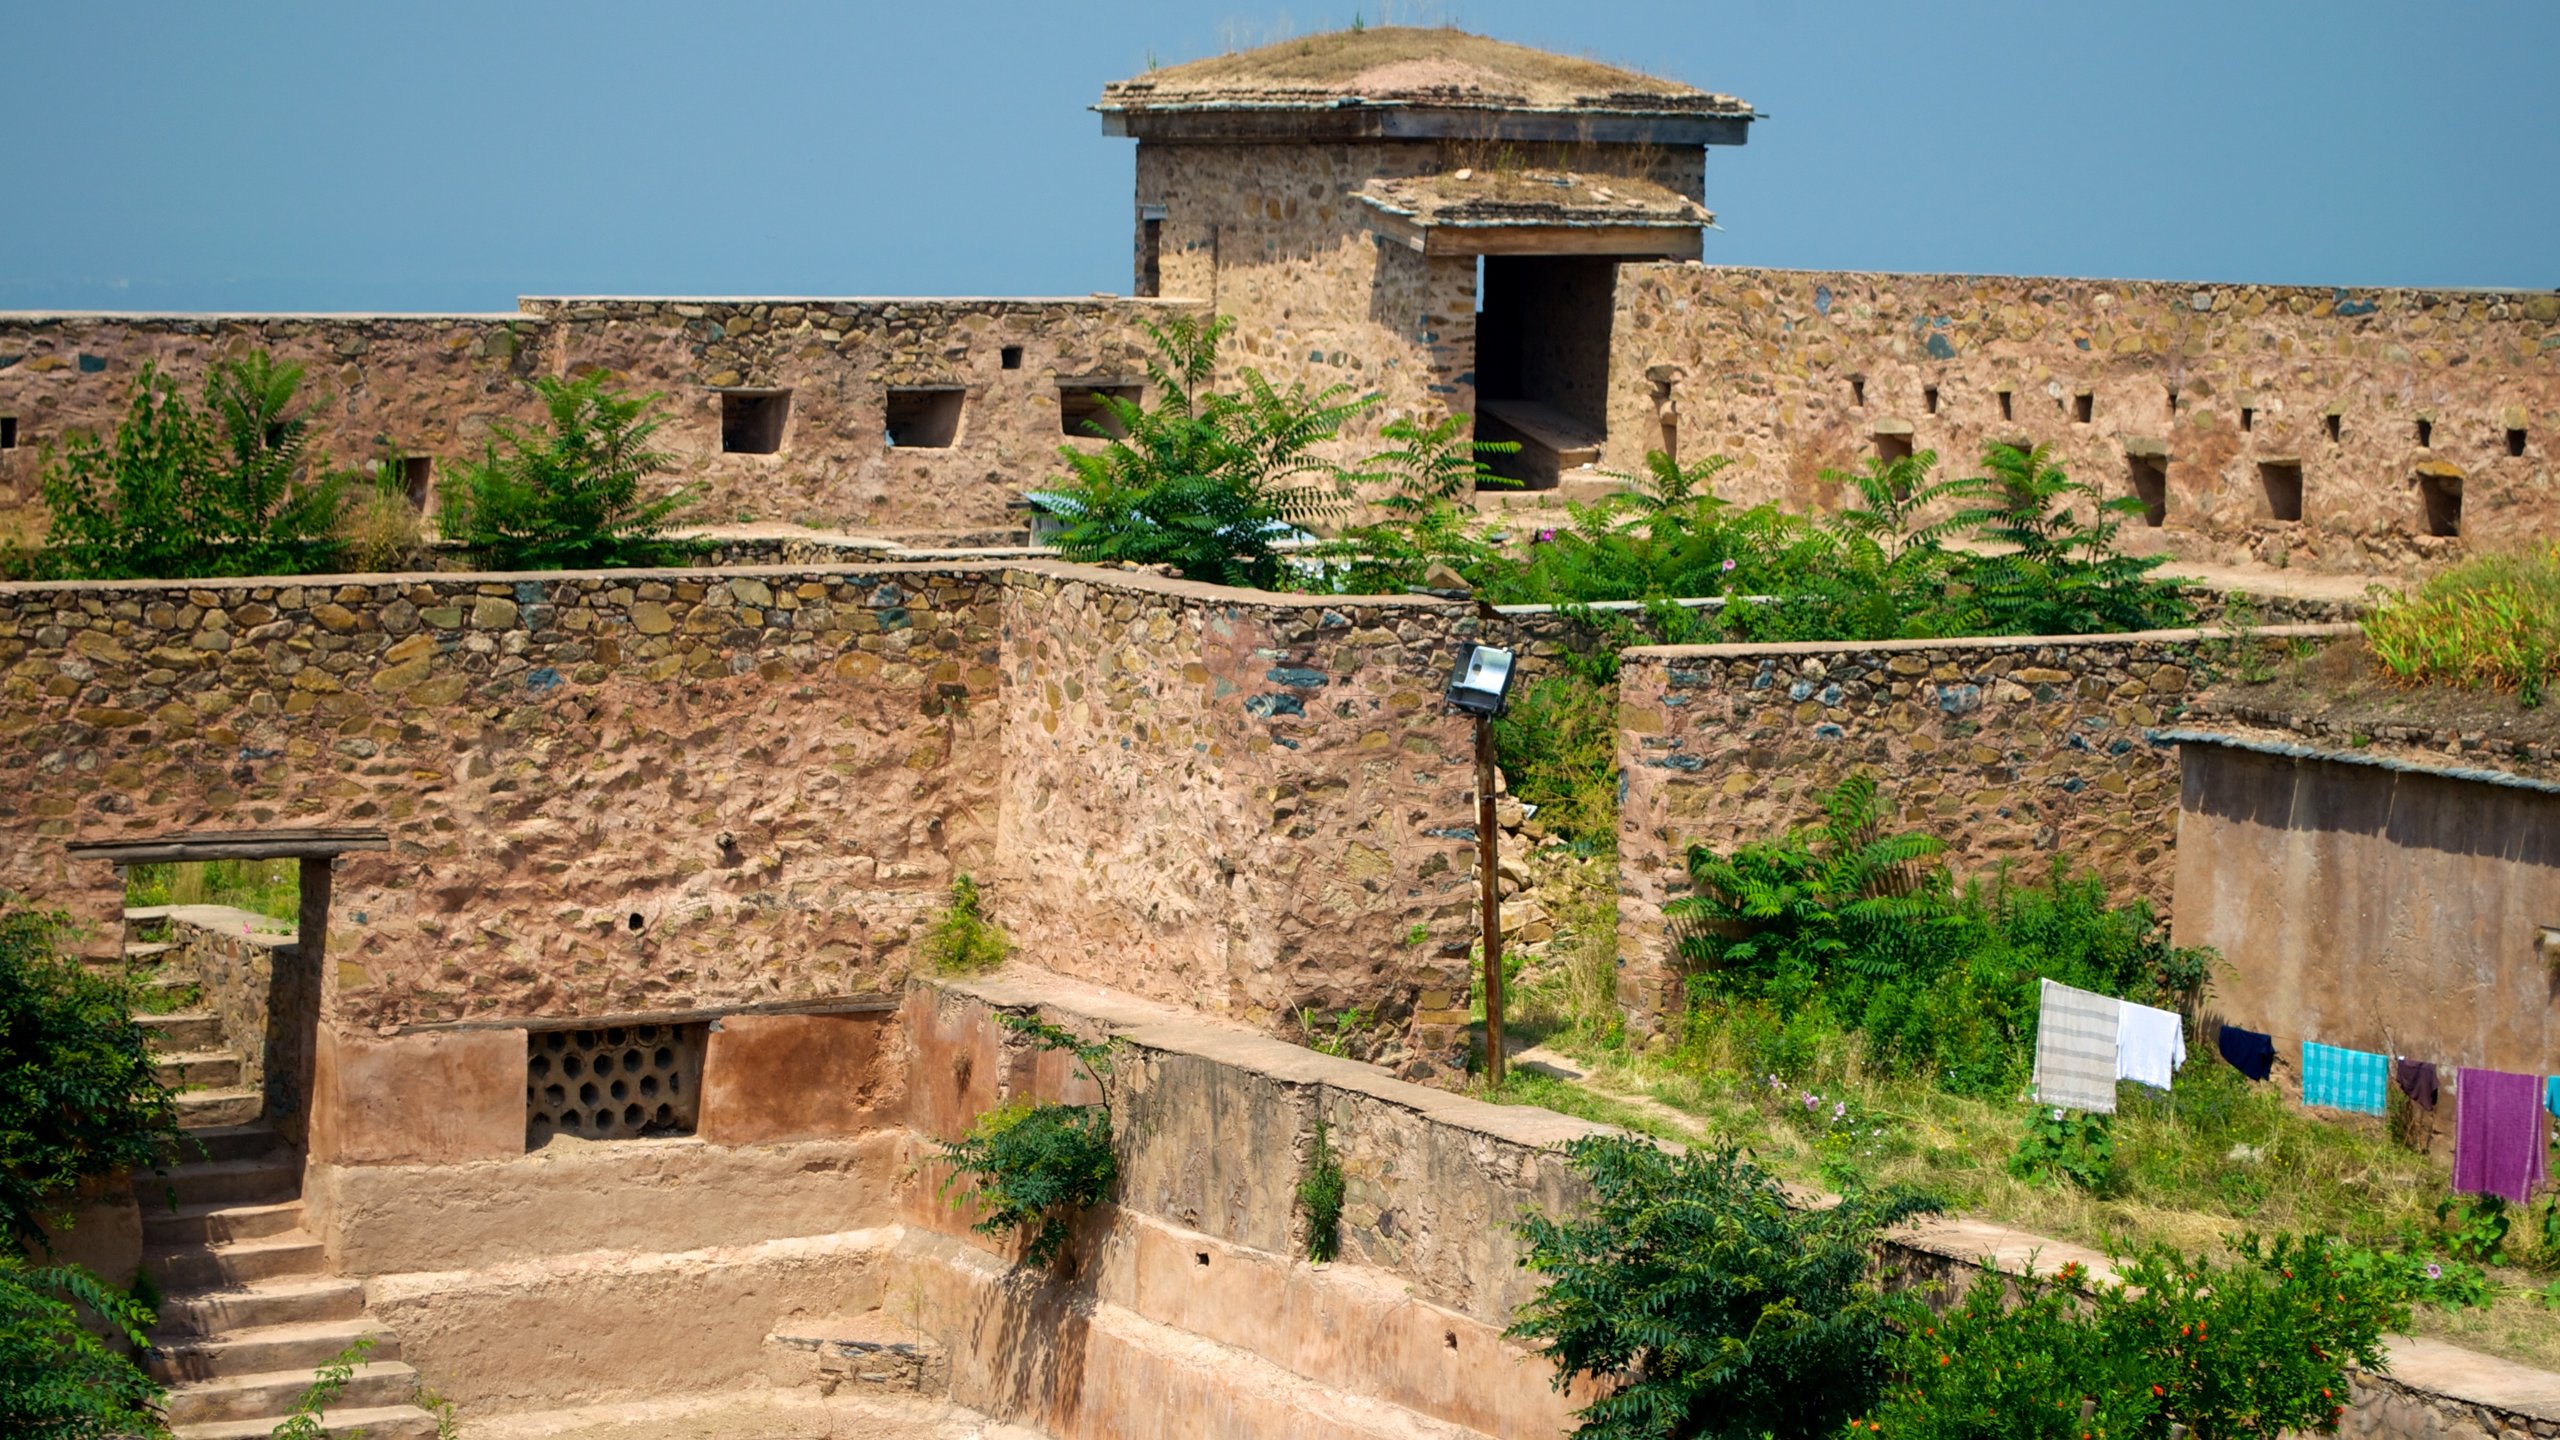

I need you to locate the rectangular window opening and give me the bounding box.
[2257,461,2303,523]
[1000,345,1023,371]
[1060,381,1141,439]
[400,455,432,508]
[2416,418,2433,449]
[720,390,790,454]
[1849,376,1866,408]
[2073,391,2095,424]
[1138,218,1164,299]
[2507,427,2528,457]
[1923,385,1940,416]
[1874,432,1914,464]
[2240,406,2255,433]
[2127,456,2167,527]
[2418,470,2462,537]
[526,1021,708,1148]
[2324,413,2342,443]
[1997,390,2013,422]
[0,417,16,450]
[885,387,965,449]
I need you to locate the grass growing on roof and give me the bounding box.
[2363,541,2560,705]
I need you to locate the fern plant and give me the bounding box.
[1047,314,1369,589]
[937,1013,1117,1267]
[438,373,703,570]
[40,352,353,579]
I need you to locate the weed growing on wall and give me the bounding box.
[2363,541,2560,705]
[0,1255,165,1440]
[938,1013,1117,1267]
[438,373,705,570]
[1508,1135,1939,1439]
[921,875,1009,974]
[1296,1116,1346,1263]
[37,351,355,580]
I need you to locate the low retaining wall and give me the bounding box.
[1612,624,2356,1029]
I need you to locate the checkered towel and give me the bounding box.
[2301,1041,2388,1115]
[2032,979,2120,1114]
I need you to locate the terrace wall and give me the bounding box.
[1607,265,2560,573]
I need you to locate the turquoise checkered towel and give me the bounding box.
[2301,1042,2388,1115]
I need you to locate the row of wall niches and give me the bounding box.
[1853,380,2532,538]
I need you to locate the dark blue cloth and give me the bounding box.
[2218,1024,2276,1081]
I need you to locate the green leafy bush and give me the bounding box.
[921,875,1009,974]
[2362,541,2560,705]
[1868,1236,2404,1440]
[438,373,703,570]
[1963,443,2192,637]
[1508,1134,1938,1440]
[1670,776,2211,1097]
[0,906,183,1249]
[38,351,353,579]
[2009,1108,2117,1192]
[1045,315,1368,589]
[937,1013,1116,1267]
[0,1256,164,1440]
[1297,1117,1346,1263]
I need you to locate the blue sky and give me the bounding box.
[5,1,2554,311]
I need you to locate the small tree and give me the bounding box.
[1508,1135,1939,1440]
[438,373,702,570]
[1960,443,2191,635]
[1046,315,1370,589]
[936,1013,1117,1267]
[40,352,351,579]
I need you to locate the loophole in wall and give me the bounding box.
[527,1022,706,1148]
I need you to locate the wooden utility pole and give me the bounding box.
[1475,714,1505,1088]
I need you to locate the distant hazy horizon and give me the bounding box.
[6,0,2553,311]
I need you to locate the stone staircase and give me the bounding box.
[123,913,442,1440]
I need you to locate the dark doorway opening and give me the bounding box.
[886,387,965,449]
[2418,469,2462,537]
[1472,255,1620,489]
[2127,455,2167,527]
[720,391,790,454]
[2257,461,2303,522]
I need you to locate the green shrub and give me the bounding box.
[1869,1236,2403,1439]
[921,875,1008,974]
[0,1256,164,1440]
[2362,542,2560,704]
[2009,1107,2117,1192]
[1297,1117,1346,1263]
[438,373,703,570]
[1963,443,2192,636]
[1671,776,2212,1097]
[937,1013,1116,1267]
[1508,1135,1939,1440]
[38,351,353,579]
[1491,670,1621,851]
[1045,315,1367,589]
[0,906,183,1249]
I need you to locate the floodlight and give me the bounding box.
[1443,644,1516,718]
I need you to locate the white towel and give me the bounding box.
[2114,1000,2187,1090]
[2032,978,2121,1114]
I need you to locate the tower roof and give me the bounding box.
[1099,27,1754,143]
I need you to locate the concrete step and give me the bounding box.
[145,1197,304,1248]
[148,1231,324,1291]
[162,1360,420,1426]
[139,1011,226,1051]
[157,1050,246,1090]
[153,1123,286,1168]
[125,940,177,962]
[149,1155,296,1208]
[178,1087,264,1129]
[172,1405,441,1440]
[157,1276,365,1339]
[150,1317,398,1384]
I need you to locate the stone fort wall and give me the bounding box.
[0,297,1190,543]
[1606,264,2560,573]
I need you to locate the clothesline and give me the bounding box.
[2031,979,2555,1203]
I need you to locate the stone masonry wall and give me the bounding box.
[0,563,1007,1030]
[992,564,1483,1078]
[0,296,1184,545]
[1607,265,2560,574]
[1613,624,2356,1031]
[164,903,298,1105]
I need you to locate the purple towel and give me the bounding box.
[2454,1068,2550,1204]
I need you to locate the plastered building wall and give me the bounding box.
[1607,265,2560,571]
[2171,742,2560,1076]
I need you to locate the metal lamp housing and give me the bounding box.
[1444,644,1517,718]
